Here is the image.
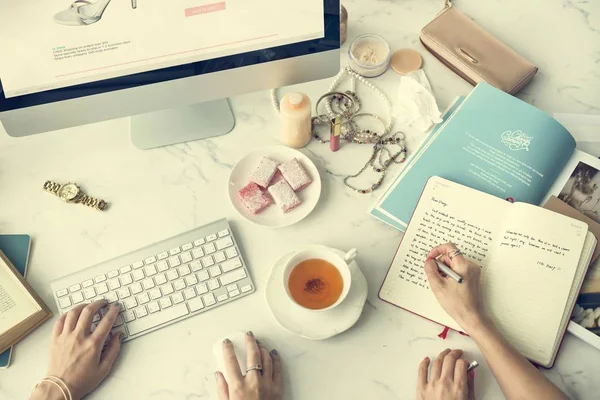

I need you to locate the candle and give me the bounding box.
[348,34,391,78]
[279,92,312,149]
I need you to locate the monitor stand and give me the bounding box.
[130,98,235,150]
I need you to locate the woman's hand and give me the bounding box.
[31,300,123,400]
[417,349,475,400]
[216,332,282,400]
[424,243,485,331]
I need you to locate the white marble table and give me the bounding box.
[1,0,599,399]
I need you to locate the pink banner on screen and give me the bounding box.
[185,2,226,17]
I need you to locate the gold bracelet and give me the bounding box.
[36,379,68,400]
[46,376,73,400]
[79,194,108,211]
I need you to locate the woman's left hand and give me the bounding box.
[417,349,475,400]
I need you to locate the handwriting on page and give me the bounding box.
[499,231,571,272]
[399,200,493,289]
[0,284,17,314]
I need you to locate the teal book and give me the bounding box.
[0,235,32,369]
[371,83,600,231]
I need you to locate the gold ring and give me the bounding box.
[245,364,263,373]
[448,249,462,260]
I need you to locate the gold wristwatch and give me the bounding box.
[43,181,108,211]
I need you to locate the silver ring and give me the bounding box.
[448,249,462,260]
[245,364,263,373]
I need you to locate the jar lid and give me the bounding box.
[390,49,423,74]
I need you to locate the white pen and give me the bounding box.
[467,360,479,372]
[434,259,463,284]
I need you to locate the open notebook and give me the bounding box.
[379,177,596,368]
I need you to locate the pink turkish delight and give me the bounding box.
[268,180,302,212]
[238,182,272,214]
[278,158,312,191]
[250,157,279,188]
[269,170,286,186]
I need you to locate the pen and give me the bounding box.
[467,360,479,372]
[434,259,463,284]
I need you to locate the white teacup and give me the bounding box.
[283,247,357,312]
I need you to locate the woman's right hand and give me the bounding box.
[424,243,485,331]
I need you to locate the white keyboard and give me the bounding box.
[50,219,255,342]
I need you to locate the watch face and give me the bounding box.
[59,183,80,201]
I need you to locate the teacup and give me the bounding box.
[282,247,356,312]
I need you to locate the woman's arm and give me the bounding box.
[424,243,568,400]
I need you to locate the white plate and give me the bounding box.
[228,146,322,227]
[265,246,368,340]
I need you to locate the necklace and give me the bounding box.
[270,66,406,194]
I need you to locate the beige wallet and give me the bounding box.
[420,2,538,94]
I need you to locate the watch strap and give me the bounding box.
[79,194,108,211]
[43,181,61,196]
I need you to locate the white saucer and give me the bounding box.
[265,246,368,340]
[228,146,322,228]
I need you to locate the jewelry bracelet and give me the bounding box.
[314,91,357,125]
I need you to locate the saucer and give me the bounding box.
[265,246,368,340]
[228,146,322,228]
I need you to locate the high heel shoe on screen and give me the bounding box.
[54,0,137,26]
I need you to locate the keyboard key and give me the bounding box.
[230,289,241,297]
[137,293,150,305]
[226,284,238,292]
[144,256,157,265]
[156,260,169,272]
[108,279,121,290]
[123,310,136,323]
[148,301,160,314]
[111,325,128,339]
[71,292,84,304]
[182,242,193,251]
[134,306,148,319]
[133,270,145,281]
[204,243,217,254]
[56,288,69,298]
[82,280,94,288]
[124,297,138,310]
[194,238,206,246]
[214,251,226,263]
[181,251,193,263]
[157,252,169,260]
[161,283,174,296]
[218,229,230,237]
[144,265,157,277]
[106,292,118,303]
[149,288,162,300]
[169,247,181,256]
[95,274,107,283]
[118,302,126,313]
[185,275,198,286]
[208,279,220,290]
[127,303,189,336]
[221,257,242,273]
[96,282,109,295]
[183,288,196,300]
[112,314,124,327]
[201,256,215,268]
[155,273,167,286]
[217,293,228,302]
[206,233,218,242]
[130,282,143,295]
[142,278,155,290]
[192,248,205,259]
[173,279,186,291]
[117,287,131,299]
[166,270,179,281]
[216,237,234,250]
[197,270,210,282]
[172,292,184,304]
[133,261,144,269]
[203,293,216,306]
[159,297,172,309]
[59,297,72,308]
[108,270,119,279]
[69,284,82,293]
[220,269,247,286]
[225,247,238,259]
[120,273,133,286]
[209,266,222,277]
[195,283,208,295]
[120,265,132,274]
[190,260,203,272]
[178,265,191,277]
[168,256,181,268]
[188,297,204,312]
[83,287,96,299]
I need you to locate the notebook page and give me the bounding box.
[483,203,588,365]
[380,177,509,331]
[0,260,40,336]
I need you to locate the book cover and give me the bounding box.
[0,235,32,369]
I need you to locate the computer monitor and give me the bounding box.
[0,0,339,149]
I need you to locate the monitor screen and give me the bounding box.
[0,0,339,112]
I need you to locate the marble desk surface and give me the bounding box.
[1,0,599,399]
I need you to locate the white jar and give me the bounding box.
[348,34,391,78]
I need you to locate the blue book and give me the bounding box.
[371,83,599,231]
[0,235,32,369]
